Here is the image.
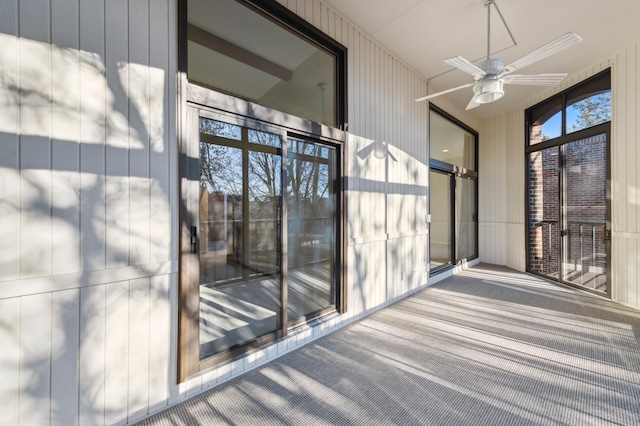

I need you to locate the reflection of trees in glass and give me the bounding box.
[247,131,282,203]
[569,92,611,131]
[287,140,332,248]
[288,141,329,201]
[200,118,241,140]
[200,143,242,195]
[199,119,243,195]
[249,152,280,199]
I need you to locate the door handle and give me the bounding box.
[191,226,198,254]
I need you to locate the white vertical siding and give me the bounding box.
[611,42,640,308]
[79,0,107,272]
[149,0,172,265]
[105,0,131,269]
[52,0,81,276]
[20,294,52,425]
[0,298,20,425]
[20,0,52,278]
[0,0,20,282]
[0,0,177,424]
[104,280,129,425]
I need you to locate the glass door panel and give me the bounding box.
[561,135,608,292]
[455,177,476,260]
[286,139,336,322]
[528,147,560,278]
[198,118,282,360]
[430,171,452,270]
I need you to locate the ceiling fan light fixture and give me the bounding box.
[473,78,504,104]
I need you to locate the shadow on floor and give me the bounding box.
[137,264,640,425]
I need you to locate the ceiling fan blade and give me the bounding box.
[415,83,474,102]
[503,73,568,86]
[444,56,486,79]
[502,33,582,74]
[466,97,480,110]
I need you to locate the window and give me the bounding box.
[528,70,611,145]
[429,107,478,273]
[430,110,476,171]
[186,0,346,127]
[178,0,346,380]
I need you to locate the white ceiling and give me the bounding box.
[322,0,640,118]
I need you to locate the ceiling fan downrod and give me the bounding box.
[485,0,492,61]
[483,0,517,61]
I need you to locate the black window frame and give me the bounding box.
[428,105,479,274]
[179,0,347,130]
[524,69,612,296]
[526,69,612,150]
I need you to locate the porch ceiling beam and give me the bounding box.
[187,23,293,82]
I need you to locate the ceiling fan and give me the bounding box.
[415,0,582,110]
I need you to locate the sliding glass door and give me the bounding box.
[180,107,342,375]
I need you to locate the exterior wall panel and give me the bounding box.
[0,0,178,424]
[0,0,20,283]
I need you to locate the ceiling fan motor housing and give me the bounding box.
[479,58,505,75]
[473,58,506,103]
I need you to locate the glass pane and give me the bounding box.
[200,118,242,140]
[528,147,559,278]
[566,92,611,134]
[455,177,476,260]
[561,135,607,292]
[430,111,476,170]
[247,150,282,275]
[287,139,336,321]
[529,97,562,143]
[198,120,282,360]
[188,0,336,126]
[430,171,452,270]
[199,143,244,283]
[249,129,281,147]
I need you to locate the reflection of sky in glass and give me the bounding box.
[287,140,332,199]
[200,143,242,194]
[541,92,611,139]
[248,151,281,201]
[567,93,611,133]
[200,118,241,140]
[249,129,281,147]
[287,139,330,158]
[541,111,562,140]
